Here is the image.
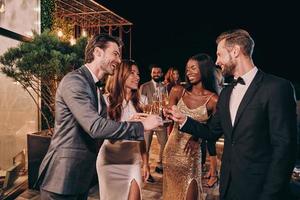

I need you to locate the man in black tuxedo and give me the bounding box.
[166,29,297,200]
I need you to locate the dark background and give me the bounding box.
[98,0,299,87]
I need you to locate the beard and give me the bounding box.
[152,76,163,83]
[100,59,115,76]
[221,57,236,77]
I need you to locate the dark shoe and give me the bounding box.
[146,174,156,183]
[155,166,163,174]
[203,176,219,188]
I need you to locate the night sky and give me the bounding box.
[98,1,299,85]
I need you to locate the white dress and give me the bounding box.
[96,94,147,200]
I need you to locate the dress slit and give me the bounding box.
[128,178,142,200]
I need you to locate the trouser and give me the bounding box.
[222,176,239,200]
[144,127,168,167]
[201,139,217,165]
[40,189,88,200]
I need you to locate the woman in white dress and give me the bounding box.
[96,60,150,200]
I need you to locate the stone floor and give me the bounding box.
[14,135,300,200]
[16,136,223,200]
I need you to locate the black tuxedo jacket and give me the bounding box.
[181,70,297,200]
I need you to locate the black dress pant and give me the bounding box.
[223,176,239,200]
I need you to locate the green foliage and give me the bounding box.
[41,0,55,32]
[52,17,74,42]
[0,31,87,131]
[1,30,77,82]
[71,37,88,69]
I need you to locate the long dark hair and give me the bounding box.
[164,67,181,93]
[164,67,181,84]
[106,60,143,121]
[185,53,217,94]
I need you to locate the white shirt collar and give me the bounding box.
[152,79,158,87]
[238,67,258,86]
[85,65,99,83]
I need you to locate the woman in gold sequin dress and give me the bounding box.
[163,53,219,200]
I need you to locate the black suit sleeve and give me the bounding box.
[259,81,297,200]
[180,99,223,141]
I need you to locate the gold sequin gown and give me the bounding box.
[163,94,212,200]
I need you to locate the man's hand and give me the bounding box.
[164,105,187,125]
[136,113,163,131]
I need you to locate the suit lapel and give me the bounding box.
[146,81,155,102]
[223,85,234,132]
[78,65,102,110]
[150,81,155,94]
[233,70,264,129]
[99,91,107,117]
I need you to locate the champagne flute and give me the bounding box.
[152,92,160,115]
[142,103,152,114]
[146,92,164,131]
[157,85,172,124]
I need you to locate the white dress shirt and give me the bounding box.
[229,67,258,125]
[152,79,159,90]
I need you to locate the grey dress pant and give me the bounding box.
[144,127,168,167]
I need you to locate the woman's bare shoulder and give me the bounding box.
[205,91,218,107]
[171,85,184,94]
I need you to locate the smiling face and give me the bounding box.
[125,64,140,91]
[186,59,201,84]
[99,41,121,76]
[151,67,163,82]
[172,70,180,82]
[215,39,236,77]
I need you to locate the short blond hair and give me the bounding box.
[216,29,255,58]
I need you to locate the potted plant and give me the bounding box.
[0,30,86,132]
[0,30,87,188]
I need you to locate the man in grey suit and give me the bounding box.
[140,64,168,182]
[37,34,163,199]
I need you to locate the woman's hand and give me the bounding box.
[184,137,199,156]
[142,163,150,182]
[164,105,187,125]
[129,113,147,121]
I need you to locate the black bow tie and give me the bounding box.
[95,80,105,88]
[231,77,245,86]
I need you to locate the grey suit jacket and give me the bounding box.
[140,80,158,103]
[37,66,144,195]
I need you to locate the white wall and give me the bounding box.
[0,0,40,170]
[0,0,40,37]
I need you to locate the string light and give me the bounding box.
[69,36,76,45]
[57,30,63,37]
[81,29,87,37]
